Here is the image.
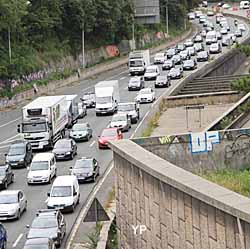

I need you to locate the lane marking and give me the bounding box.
[90,141,96,147]
[0,117,21,128]
[13,233,23,248]
[119,76,126,80]
[0,134,21,145]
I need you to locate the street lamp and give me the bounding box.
[132,10,136,50]
[82,25,85,68]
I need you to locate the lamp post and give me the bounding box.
[132,11,136,50]
[166,0,169,35]
[82,26,85,68]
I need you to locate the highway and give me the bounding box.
[0,13,249,249]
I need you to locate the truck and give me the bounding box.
[128,50,150,76]
[17,96,68,150]
[64,95,80,128]
[95,80,120,116]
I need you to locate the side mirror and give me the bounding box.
[73,191,77,196]
[17,127,20,133]
[26,224,30,229]
[47,192,50,197]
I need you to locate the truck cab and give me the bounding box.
[129,50,150,76]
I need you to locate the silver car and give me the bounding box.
[109,113,131,132]
[0,190,27,220]
[69,123,93,141]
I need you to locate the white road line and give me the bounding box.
[90,141,96,147]
[0,134,21,145]
[130,110,150,138]
[66,162,114,249]
[119,76,126,80]
[13,233,23,248]
[0,117,21,129]
[105,70,128,81]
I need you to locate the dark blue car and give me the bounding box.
[0,223,7,249]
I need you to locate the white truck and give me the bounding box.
[128,50,150,76]
[64,95,80,128]
[95,80,120,116]
[17,96,68,150]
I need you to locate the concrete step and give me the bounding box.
[193,75,247,83]
[185,82,231,87]
[179,88,232,95]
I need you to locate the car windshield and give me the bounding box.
[31,217,57,228]
[8,145,25,156]
[155,53,164,57]
[22,122,47,133]
[130,78,140,83]
[139,89,151,94]
[157,76,167,81]
[72,124,88,131]
[167,49,175,54]
[0,194,17,204]
[24,245,48,249]
[82,94,94,100]
[185,60,194,66]
[74,159,92,169]
[51,186,72,197]
[118,104,134,112]
[146,68,156,73]
[164,60,172,64]
[211,44,218,48]
[112,115,127,122]
[30,161,49,171]
[54,140,71,149]
[180,51,187,55]
[177,44,184,49]
[198,52,206,56]
[0,167,6,176]
[96,96,112,104]
[101,129,117,137]
[129,60,143,67]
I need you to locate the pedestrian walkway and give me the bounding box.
[152,103,233,136]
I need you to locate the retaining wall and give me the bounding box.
[110,139,250,249]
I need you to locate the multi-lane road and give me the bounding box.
[0,12,249,249]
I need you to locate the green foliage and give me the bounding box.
[232,76,250,93]
[220,116,233,129]
[106,218,118,249]
[236,44,250,56]
[201,169,250,197]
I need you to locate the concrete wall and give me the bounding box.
[132,128,250,173]
[110,139,250,249]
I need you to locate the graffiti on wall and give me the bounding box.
[190,131,220,154]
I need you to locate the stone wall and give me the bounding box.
[110,139,250,249]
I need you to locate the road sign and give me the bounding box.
[83,198,110,224]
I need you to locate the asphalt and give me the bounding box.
[0,13,249,249]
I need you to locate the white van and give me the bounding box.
[144,65,160,80]
[27,153,57,184]
[206,31,217,45]
[240,1,250,9]
[47,175,80,212]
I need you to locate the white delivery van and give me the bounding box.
[240,1,250,9]
[47,175,80,212]
[206,31,217,45]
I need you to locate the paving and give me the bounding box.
[151,103,233,136]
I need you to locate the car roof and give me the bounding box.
[113,113,127,117]
[24,237,51,245]
[0,190,20,195]
[55,138,72,144]
[146,65,158,69]
[118,102,136,106]
[103,127,118,132]
[32,153,54,161]
[53,175,77,186]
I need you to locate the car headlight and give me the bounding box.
[19,158,24,162]
[5,159,9,163]
[66,152,71,155]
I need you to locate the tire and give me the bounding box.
[2,240,6,249]
[70,153,74,160]
[54,169,57,177]
[4,181,7,189]
[24,201,27,212]
[48,176,51,184]
[71,204,75,213]
[17,210,21,220]
[77,194,80,205]
[11,174,14,183]
[93,174,96,182]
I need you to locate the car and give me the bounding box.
[209,43,222,54]
[172,54,182,65]
[77,102,87,119]
[195,10,203,18]
[128,76,144,90]
[199,16,206,24]
[207,11,214,16]
[23,238,56,249]
[179,50,190,61]
[184,39,194,47]
[27,153,57,185]
[0,223,7,249]
[26,209,66,247]
[238,23,246,32]
[155,75,171,88]
[135,88,155,103]
[186,46,196,56]
[117,102,140,124]
[69,123,93,141]
[5,141,33,168]
[183,59,197,70]
[235,29,243,37]
[228,33,237,43]
[176,43,186,52]
[194,35,203,43]
[197,51,209,62]
[221,23,230,31]
[222,3,231,9]
[98,128,123,149]
[168,67,183,79]
[52,139,77,160]
[80,92,96,108]
[0,190,27,220]
[222,35,233,46]
[188,12,195,20]
[202,20,208,28]
[216,13,223,23]
[154,52,166,64]
[201,0,208,7]
[165,48,177,59]
[201,29,207,38]
[70,157,100,182]
[220,28,228,35]
[162,59,175,70]
[109,113,131,132]
[217,2,225,7]
[0,164,14,189]
[194,43,204,52]
[216,31,222,40]
[144,65,160,80]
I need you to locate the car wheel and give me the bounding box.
[77,194,80,205]
[48,176,51,184]
[17,210,21,220]
[71,204,75,213]
[4,181,7,189]
[11,174,14,183]
[93,174,96,182]
[70,153,74,160]
[55,169,57,177]
[2,240,6,249]
[24,201,27,212]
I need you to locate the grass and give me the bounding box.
[201,169,250,197]
[106,217,118,249]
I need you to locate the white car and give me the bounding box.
[135,88,155,103]
[184,39,194,47]
[0,190,27,220]
[209,43,222,54]
[109,113,131,132]
[27,153,57,185]
[220,28,228,35]
[188,12,195,20]
[154,52,166,64]
[222,3,231,9]
[238,23,246,32]
[144,65,160,80]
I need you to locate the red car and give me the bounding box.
[98,128,123,149]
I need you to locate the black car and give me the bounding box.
[183,59,197,70]
[197,51,209,62]
[52,139,77,160]
[155,75,171,88]
[0,223,7,249]
[80,92,96,108]
[128,76,144,91]
[24,238,56,249]
[162,59,175,70]
[27,209,66,248]
[168,67,183,79]
[172,54,182,65]
[0,165,14,189]
[5,141,32,168]
[70,157,100,182]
